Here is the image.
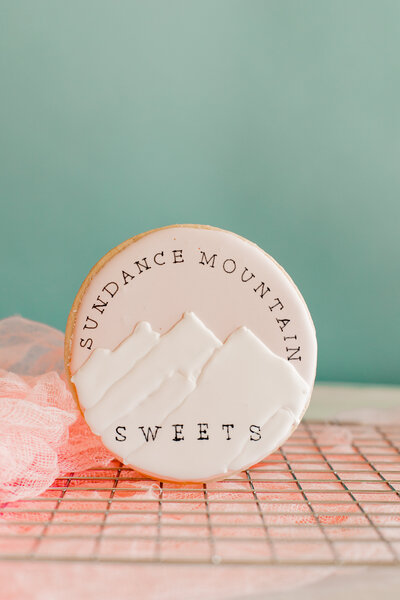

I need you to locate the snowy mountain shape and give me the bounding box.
[72,312,310,481]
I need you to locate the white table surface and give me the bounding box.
[307,382,400,420]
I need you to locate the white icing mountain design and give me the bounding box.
[72,312,310,481]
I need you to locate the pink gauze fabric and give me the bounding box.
[0,316,114,503]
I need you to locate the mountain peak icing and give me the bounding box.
[73,312,310,481]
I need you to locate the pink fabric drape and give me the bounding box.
[0,316,114,502]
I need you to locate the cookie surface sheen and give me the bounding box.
[65,225,317,482]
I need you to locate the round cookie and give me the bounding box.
[65,224,317,482]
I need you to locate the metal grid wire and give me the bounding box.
[1,420,400,567]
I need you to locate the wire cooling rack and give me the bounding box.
[1,421,399,567]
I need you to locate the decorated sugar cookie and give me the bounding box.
[65,225,317,482]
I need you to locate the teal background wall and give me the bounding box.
[1,1,399,384]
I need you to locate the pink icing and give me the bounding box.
[69,226,317,386]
